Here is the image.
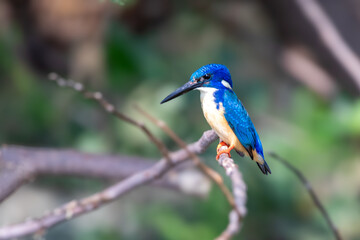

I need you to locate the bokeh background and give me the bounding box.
[0,0,360,239]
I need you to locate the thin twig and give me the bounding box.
[268,152,342,240]
[0,130,219,240]
[48,73,171,163]
[134,105,235,209]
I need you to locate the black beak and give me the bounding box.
[160,81,203,104]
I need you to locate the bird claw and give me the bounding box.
[216,141,233,160]
[216,141,229,152]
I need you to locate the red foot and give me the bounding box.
[216,141,234,160]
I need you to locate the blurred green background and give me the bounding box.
[0,0,359,239]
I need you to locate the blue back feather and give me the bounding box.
[215,89,265,159]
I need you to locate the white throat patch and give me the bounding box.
[221,80,232,89]
[197,87,216,102]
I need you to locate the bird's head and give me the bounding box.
[161,64,232,104]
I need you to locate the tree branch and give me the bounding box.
[215,144,247,240]
[0,130,218,240]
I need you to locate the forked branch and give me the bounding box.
[134,105,235,209]
[0,131,218,239]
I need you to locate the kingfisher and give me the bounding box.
[161,64,271,175]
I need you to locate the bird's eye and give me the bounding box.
[203,74,211,80]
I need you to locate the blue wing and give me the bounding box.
[214,89,271,175]
[216,89,264,159]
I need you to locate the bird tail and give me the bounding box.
[251,149,271,175]
[257,160,271,175]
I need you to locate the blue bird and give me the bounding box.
[161,64,271,175]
